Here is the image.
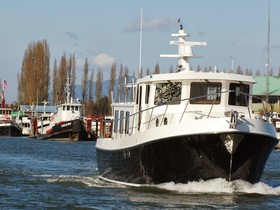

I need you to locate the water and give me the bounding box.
[0,137,280,209]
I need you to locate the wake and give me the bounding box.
[35,174,280,195]
[156,178,280,195]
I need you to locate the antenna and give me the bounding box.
[138,7,143,78]
[160,22,207,72]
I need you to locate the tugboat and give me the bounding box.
[0,90,22,136]
[37,74,97,141]
[96,23,278,186]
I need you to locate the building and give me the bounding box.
[252,76,280,113]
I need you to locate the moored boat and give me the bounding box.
[96,23,278,186]
[36,74,97,141]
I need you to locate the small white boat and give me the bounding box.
[96,23,278,185]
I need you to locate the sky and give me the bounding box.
[0,0,279,103]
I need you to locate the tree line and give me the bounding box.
[17,40,280,116]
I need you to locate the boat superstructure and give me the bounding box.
[96,23,278,185]
[0,89,22,137]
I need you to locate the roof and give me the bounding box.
[138,71,256,84]
[19,105,57,113]
[253,76,280,96]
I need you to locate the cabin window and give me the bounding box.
[154,82,182,105]
[120,111,124,134]
[190,82,221,104]
[228,83,249,106]
[136,85,139,105]
[145,85,150,104]
[114,110,119,133]
[139,86,142,106]
[125,111,130,134]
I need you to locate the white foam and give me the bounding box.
[34,174,124,188]
[156,178,280,195]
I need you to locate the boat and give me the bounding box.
[0,91,22,136]
[36,74,97,141]
[17,115,31,136]
[95,23,278,186]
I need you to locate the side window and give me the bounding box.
[228,83,249,106]
[120,111,124,134]
[125,111,130,134]
[136,85,139,105]
[114,110,119,133]
[190,82,221,104]
[154,82,182,105]
[139,86,142,106]
[145,85,150,104]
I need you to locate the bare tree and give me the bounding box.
[108,62,116,115]
[57,55,67,103]
[95,67,103,102]
[89,68,94,100]
[69,54,76,99]
[95,67,103,115]
[154,63,160,74]
[86,68,95,115]
[124,66,129,102]
[81,58,89,102]
[236,65,243,75]
[52,59,58,104]
[146,68,150,76]
[18,40,50,104]
[117,64,124,102]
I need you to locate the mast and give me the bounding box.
[66,70,71,103]
[265,0,271,100]
[138,7,143,78]
[160,22,207,72]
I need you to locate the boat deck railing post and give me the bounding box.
[179,101,189,123]
[160,105,169,126]
[147,107,154,129]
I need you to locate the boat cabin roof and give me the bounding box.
[137,70,255,85]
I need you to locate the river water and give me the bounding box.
[0,137,280,209]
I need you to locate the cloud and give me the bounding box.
[123,17,177,32]
[93,53,115,67]
[65,32,79,40]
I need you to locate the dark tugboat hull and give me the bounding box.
[38,119,96,141]
[0,125,22,137]
[96,133,278,185]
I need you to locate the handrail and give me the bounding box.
[113,90,273,137]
